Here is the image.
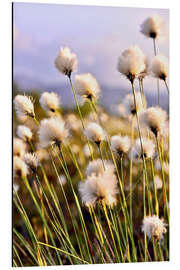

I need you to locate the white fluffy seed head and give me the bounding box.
[14,94,35,118]
[84,122,105,144]
[23,153,39,172]
[140,107,167,136]
[110,135,131,156]
[17,125,32,141]
[123,91,146,116]
[74,73,100,100]
[79,169,118,207]
[129,137,155,161]
[154,175,163,190]
[40,92,61,113]
[117,46,146,81]
[140,15,164,39]
[86,159,115,177]
[65,113,82,132]
[141,215,167,241]
[57,175,67,186]
[35,148,49,162]
[116,104,127,118]
[38,117,69,148]
[13,156,29,178]
[83,143,94,158]
[13,137,27,157]
[55,47,78,76]
[151,54,169,80]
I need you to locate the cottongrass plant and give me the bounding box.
[39,92,61,114]
[55,47,78,77]
[14,94,35,119]
[74,73,100,102]
[151,55,169,93]
[140,15,165,104]
[140,106,168,137]
[38,117,69,149]
[13,13,169,266]
[79,166,118,207]
[142,216,167,241]
[17,125,33,142]
[13,137,27,157]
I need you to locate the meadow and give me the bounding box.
[13,14,169,266]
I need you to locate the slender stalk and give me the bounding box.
[164,79,169,94]
[153,38,160,106]
[131,80,149,260]
[155,136,169,221]
[97,143,105,170]
[68,75,94,160]
[150,158,159,216]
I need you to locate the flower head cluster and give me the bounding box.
[129,138,155,161]
[83,143,94,158]
[13,156,29,178]
[86,159,115,177]
[65,113,81,132]
[110,135,131,157]
[140,15,164,39]
[140,107,167,136]
[17,125,32,142]
[142,215,167,241]
[57,175,67,186]
[79,162,118,207]
[55,47,78,77]
[14,95,35,118]
[23,153,39,173]
[40,92,61,113]
[74,73,100,101]
[38,117,69,148]
[123,91,146,116]
[13,138,27,157]
[84,122,105,145]
[151,55,168,81]
[117,46,146,82]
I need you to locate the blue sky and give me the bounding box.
[13,3,169,106]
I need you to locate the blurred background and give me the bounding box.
[13,2,169,110]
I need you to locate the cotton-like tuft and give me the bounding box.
[57,175,67,186]
[55,47,78,77]
[123,91,146,116]
[140,15,164,39]
[13,137,27,157]
[84,122,105,144]
[110,135,131,156]
[117,46,146,82]
[140,107,167,136]
[86,159,115,177]
[38,117,69,148]
[74,73,100,100]
[142,215,167,240]
[14,95,35,118]
[23,153,39,173]
[40,92,61,113]
[17,125,33,141]
[151,54,168,80]
[83,143,94,158]
[13,156,29,178]
[79,168,118,207]
[129,137,155,161]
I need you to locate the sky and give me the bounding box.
[13,3,169,107]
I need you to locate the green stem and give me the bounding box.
[164,80,169,94]
[68,75,93,160]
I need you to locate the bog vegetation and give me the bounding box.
[13,14,169,266]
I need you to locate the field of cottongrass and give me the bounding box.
[13,14,169,266]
